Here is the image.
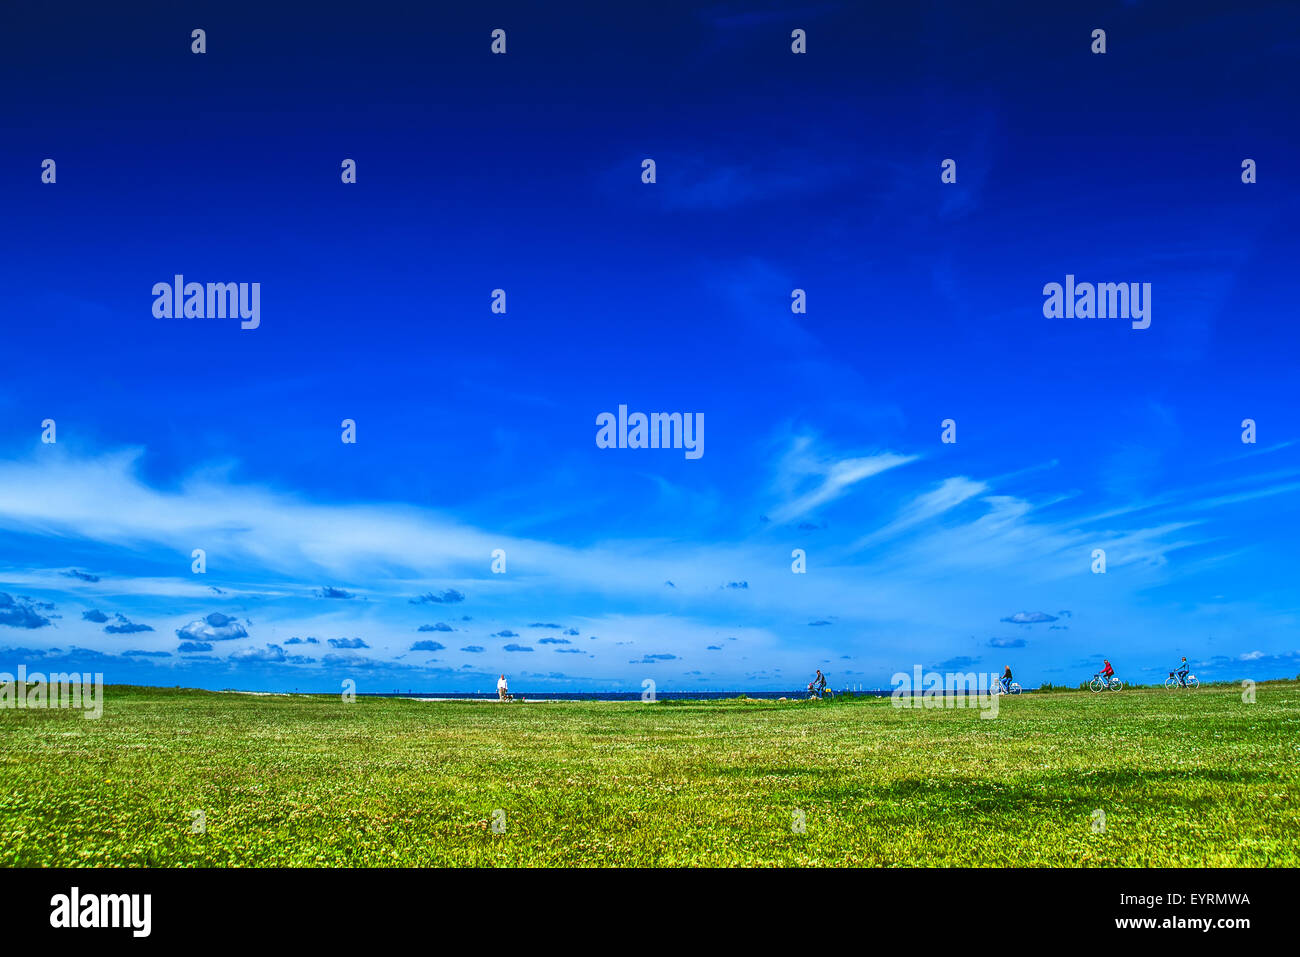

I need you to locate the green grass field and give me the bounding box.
[2,682,1297,867]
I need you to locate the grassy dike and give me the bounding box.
[2,682,1297,867]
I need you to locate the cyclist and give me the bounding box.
[1174,656,1190,687]
[1101,658,1115,688]
[815,669,828,696]
[1000,665,1013,695]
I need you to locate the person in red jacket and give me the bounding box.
[1101,659,1115,687]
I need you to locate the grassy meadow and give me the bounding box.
[1,682,1297,867]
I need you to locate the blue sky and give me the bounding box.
[2,1,1298,692]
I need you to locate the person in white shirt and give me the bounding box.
[497,674,509,700]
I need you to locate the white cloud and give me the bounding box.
[852,476,987,549]
[768,437,916,523]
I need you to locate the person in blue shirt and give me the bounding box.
[1175,656,1190,687]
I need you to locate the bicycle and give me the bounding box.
[997,680,1022,695]
[1164,672,1199,690]
[1089,673,1123,693]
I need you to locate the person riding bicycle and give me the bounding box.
[1000,665,1013,694]
[815,669,828,696]
[1101,659,1115,687]
[1174,656,1190,687]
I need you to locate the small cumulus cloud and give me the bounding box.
[105,613,154,635]
[418,623,453,632]
[63,569,100,583]
[81,609,110,623]
[460,645,485,653]
[176,612,248,643]
[412,640,445,652]
[410,589,465,605]
[230,644,286,663]
[1216,650,1300,668]
[327,637,368,649]
[320,653,384,668]
[0,593,55,629]
[1001,611,1058,625]
[503,643,533,653]
[315,586,355,599]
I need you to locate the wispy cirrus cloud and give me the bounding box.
[767,437,917,523]
[852,476,987,550]
[1,434,1298,689]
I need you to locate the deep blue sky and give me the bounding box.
[1,0,1298,692]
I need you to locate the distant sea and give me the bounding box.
[357,690,893,701]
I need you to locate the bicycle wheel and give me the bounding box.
[1186,675,1198,690]
[1110,679,1124,691]
[1165,676,1178,690]
[1090,677,1104,693]
[1010,683,1022,695]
